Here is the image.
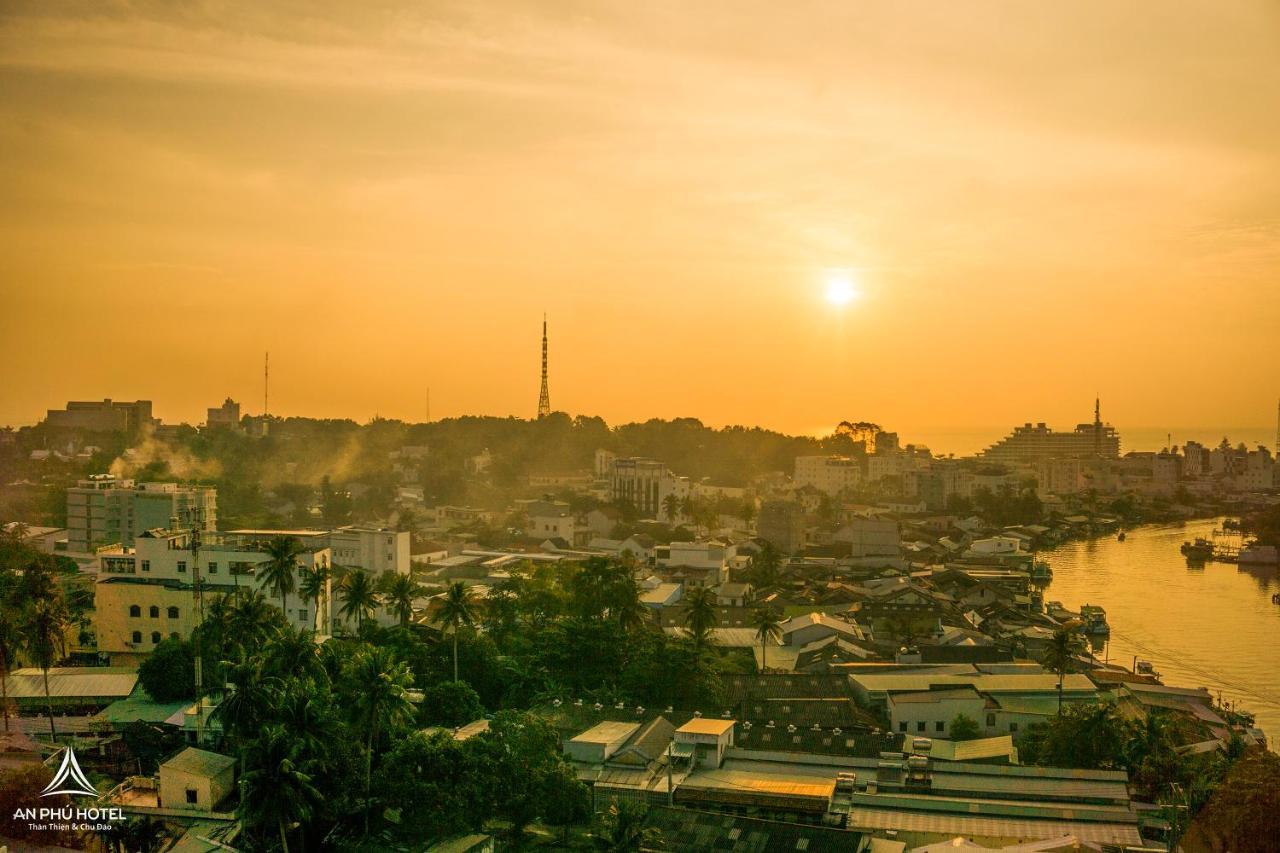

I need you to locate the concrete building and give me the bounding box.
[67,476,217,553]
[45,399,158,434]
[794,455,862,496]
[95,527,332,664]
[158,748,236,812]
[521,499,577,542]
[757,500,804,555]
[833,518,900,559]
[982,412,1121,464]
[674,717,735,770]
[226,526,409,577]
[609,457,669,516]
[204,398,241,430]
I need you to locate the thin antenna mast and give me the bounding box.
[264,352,270,416]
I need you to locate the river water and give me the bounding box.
[1041,518,1280,739]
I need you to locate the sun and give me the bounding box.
[824,272,860,306]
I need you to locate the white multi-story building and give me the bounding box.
[67,476,217,554]
[95,528,332,665]
[226,526,409,577]
[794,455,862,496]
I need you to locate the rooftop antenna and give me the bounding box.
[264,352,270,416]
[537,314,551,419]
[1094,395,1101,457]
[189,508,206,744]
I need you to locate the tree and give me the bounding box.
[0,576,18,732]
[949,713,981,741]
[137,638,196,701]
[227,589,284,653]
[1039,624,1086,713]
[420,680,484,728]
[264,626,324,683]
[1181,749,1280,853]
[752,605,783,672]
[594,798,663,852]
[240,723,321,853]
[24,597,63,740]
[344,646,416,835]
[749,541,781,588]
[382,573,422,629]
[376,730,485,842]
[438,581,476,683]
[683,586,718,652]
[661,492,681,522]
[339,570,379,632]
[261,536,303,621]
[298,564,329,636]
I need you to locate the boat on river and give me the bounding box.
[1180,538,1213,559]
[1080,604,1110,637]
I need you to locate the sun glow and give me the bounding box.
[824,272,860,307]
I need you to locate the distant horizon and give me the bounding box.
[6,397,1275,459]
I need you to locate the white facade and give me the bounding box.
[794,455,862,496]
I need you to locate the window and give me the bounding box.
[151,631,161,644]
[1009,722,1019,733]
[986,713,996,727]
[898,721,907,732]
[177,561,187,573]
[916,721,926,732]
[170,632,180,640]
[131,631,142,643]
[149,605,160,618]
[168,606,179,618]
[208,561,218,574]
[298,609,308,622]
[936,721,945,733]
[185,789,198,805]
[141,560,150,572]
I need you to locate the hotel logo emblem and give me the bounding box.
[40,746,99,798]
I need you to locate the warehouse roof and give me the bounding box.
[677,718,735,737]
[5,667,138,700]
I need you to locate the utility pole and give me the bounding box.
[264,352,270,416]
[189,513,206,744]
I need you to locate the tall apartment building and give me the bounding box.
[794,455,861,496]
[95,528,331,665]
[67,476,217,553]
[609,457,669,516]
[205,398,241,430]
[982,417,1120,464]
[45,399,158,434]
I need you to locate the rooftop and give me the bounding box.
[677,718,736,737]
[572,721,641,745]
[163,747,236,778]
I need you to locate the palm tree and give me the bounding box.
[265,626,324,683]
[214,655,281,763]
[241,723,320,852]
[438,581,475,682]
[1040,623,1086,713]
[298,565,329,636]
[604,564,648,633]
[339,570,380,633]
[382,573,422,628]
[227,590,282,653]
[346,647,415,835]
[683,586,718,652]
[261,536,303,622]
[24,597,63,740]
[753,605,783,672]
[594,798,662,852]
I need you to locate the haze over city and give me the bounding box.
[2,1,1279,439]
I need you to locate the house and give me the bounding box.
[714,582,752,607]
[887,686,989,738]
[159,748,236,812]
[779,612,868,647]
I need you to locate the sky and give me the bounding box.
[1,1,1278,454]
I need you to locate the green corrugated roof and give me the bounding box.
[94,692,190,725]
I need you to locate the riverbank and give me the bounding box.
[1041,518,1280,740]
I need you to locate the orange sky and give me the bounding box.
[2,1,1278,450]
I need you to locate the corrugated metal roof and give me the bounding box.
[845,805,1142,845]
[5,667,138,700]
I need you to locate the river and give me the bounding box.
[1040,518,1280,739]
